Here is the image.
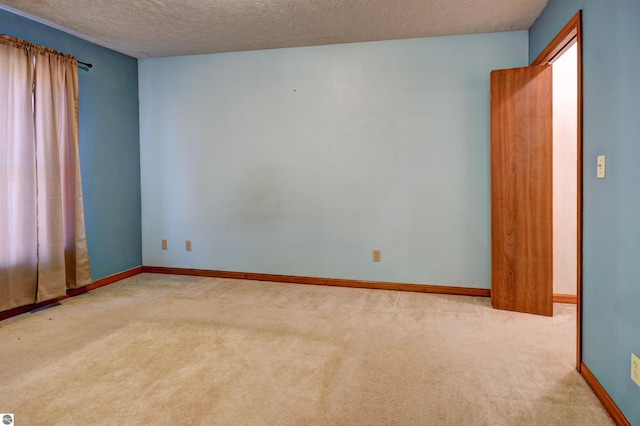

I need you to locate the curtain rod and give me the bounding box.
[1,34,94,69]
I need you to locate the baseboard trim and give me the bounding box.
[553,293,577,304]
[141,266,491,297]
[0,266,143,322]
[580,361,631,426]
[0,265,577,321]
[66,266,144,296]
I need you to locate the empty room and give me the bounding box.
[0,0,638,424]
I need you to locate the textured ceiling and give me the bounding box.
[0,0,548,58]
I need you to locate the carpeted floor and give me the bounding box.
[0,273,613,425]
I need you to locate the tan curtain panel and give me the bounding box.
[0,38,38,311]
[0,35,91,312]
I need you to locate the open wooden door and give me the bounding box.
[491,65,553,316]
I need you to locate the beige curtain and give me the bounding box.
[0,35,91,312]
[0,38,37,311]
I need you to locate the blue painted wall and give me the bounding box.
[139,32,528,288]
[0,9,142,280]
[531,2,640,423]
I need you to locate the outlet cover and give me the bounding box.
[161,239,168,250]
[186,240,192,251]
[632,353,640,388]
[373,249,381,262]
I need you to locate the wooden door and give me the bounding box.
[491,65,553,316]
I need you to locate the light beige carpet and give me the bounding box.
[0,273,612,425]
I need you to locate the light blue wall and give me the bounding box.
[139,32,528,287]
[0,9,142,280]
[531,2,640,423]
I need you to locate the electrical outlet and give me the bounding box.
[186,240,192,251]
[373,249,381,262]
[632,353,640,388]
[161,239,168,250]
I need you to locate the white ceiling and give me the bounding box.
[0,0,548,59]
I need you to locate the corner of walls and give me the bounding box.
[0,8,143,281]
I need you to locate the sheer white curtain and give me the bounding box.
[0,36,91,312]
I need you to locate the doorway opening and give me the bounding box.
[552,42,578,303]
[532,11,583,370]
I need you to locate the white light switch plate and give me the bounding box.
[632,353,640,388]
[597,155,606,179]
